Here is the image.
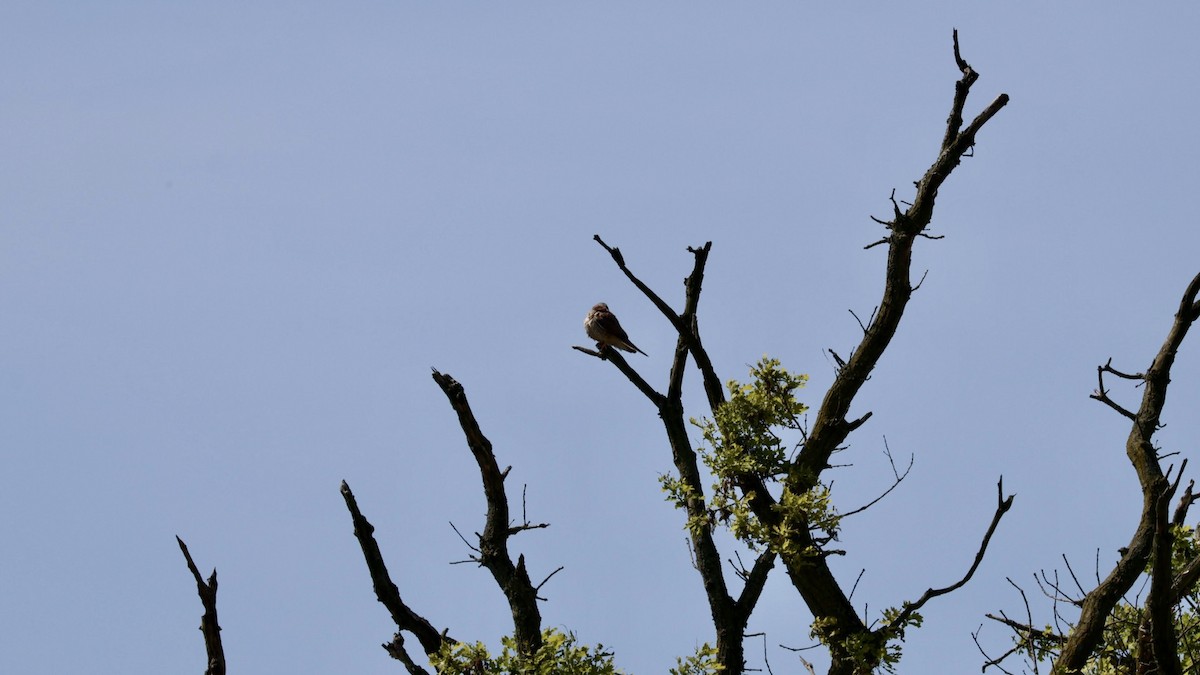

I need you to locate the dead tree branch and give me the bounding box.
[582,239,770,674]
[431,369,545,657]
[840,440,914,518]
[1050,270,1200,673]
[590,236,726,409]
[1146,471,1184,675]
[889,479,1015,632]
[340,481,447,672]
[1171,480,1195,527]
[176,536,227,675]
[735,31,1007,673]
[978,578,1064,672]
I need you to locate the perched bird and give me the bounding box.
[585,303,647,356]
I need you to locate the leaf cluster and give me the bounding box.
[668,357,843,553]
[430,628,620,675]
[700,357,809,481]
[668,643,723,675]
[809,607,923,673]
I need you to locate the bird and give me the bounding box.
[584,303,647,356]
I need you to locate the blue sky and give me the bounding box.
[4,3,1200,673]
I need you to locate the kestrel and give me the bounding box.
[585,303,647,356]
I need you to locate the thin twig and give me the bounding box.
[841,439,914,518]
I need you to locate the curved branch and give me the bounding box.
[1090,362,1139,420]
[840,442,914,518]
[889,478,1014,631]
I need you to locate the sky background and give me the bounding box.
[4,3,1200,674]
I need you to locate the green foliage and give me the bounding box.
[772,485,839,555]
[698,357,809,481]
[430,628,620,675]
[811,617,886,673]
[665,356,930,672]
[809,609,921,674]
[659,473,695,509]
[668,643,723,674]
[877,606,923,672]
[682,357,843,552]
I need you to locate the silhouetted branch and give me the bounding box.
[840,440,914,518]
[572,344,665,405]
[978,577,1064,672]
[534,566,565,595]
[432,369,545,657]
[177,536,226,675]
[592,234,681,328]
[586,238,766,672]
[1050,271,1200,672]
[889,479,1014,630]
[340,481,448,669]
[734,550,777,623]
[1147,473,1183,675]
[589,237,725,409]
[737,33,1007,673]
[1090,364,1138,420]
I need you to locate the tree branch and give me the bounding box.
[589,32,1010,675]
[745,33,1007,673]
[1090,364,1139,420]
[985,613,1066,646]
[340,481,449,665]
[1146,473,1183,675]
[1171,479,1195,527]
[382,633,433,675]
[176,536,226,675]
[593,235,680,322]
[840,440,913,518]
[587,239,763,673]
[734,550,778,624]
[890,479,1014,633]
[431,369,545,657]
[1053,271,1200,673]
[792,30,1007,496]
[591,236,725,409]
[572,344,665,406]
